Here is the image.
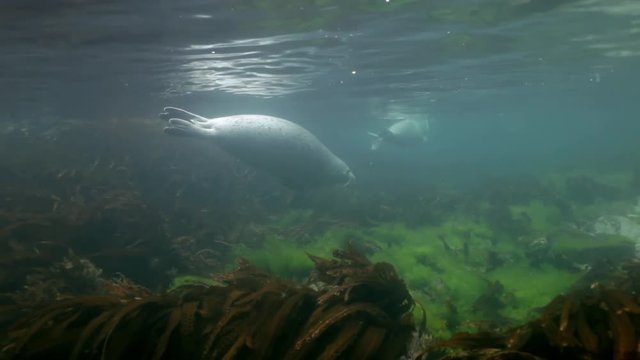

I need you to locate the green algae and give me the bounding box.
[222,169,640,339]
[227,213,585,338]
[231,227,352,280]
[362,219,584,337]
[168,275,222,290]
[486,263,581,320]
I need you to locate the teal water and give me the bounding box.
[1,1,639,185]
[2,0,640,353]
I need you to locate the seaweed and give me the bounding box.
[419,260,640,360]
[1,245,417,360]
[0,118,287,297]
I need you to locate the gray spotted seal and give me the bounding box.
[159,107,355,188]
[367,118,429,150]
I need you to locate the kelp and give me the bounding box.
[0,118,281,295]
[1,245,417,360]
[419,260,640,360]
[0,188,176,293]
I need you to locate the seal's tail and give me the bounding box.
[159,107,214,137]
[159,107,208,123]
[163,119,212,137]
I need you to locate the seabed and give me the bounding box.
[2,119,640,359]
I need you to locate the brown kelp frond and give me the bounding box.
[3,253,145,316]
[307,244,371,284]
[294,303,389,350]
[421,279,640,360]
[436,349,546,360]
[275,216,355,244]
[215,256,277,289]
[3,246,417,360]
[308,243,414,318]
[277,244,416,360]
[100,273,152,299]
[6,295,123,356]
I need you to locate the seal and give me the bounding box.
[159,107,355,188]
[367,118,429,150]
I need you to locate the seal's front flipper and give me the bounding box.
[164,118,216,137]
[160,107,208,123]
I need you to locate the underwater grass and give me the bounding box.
[196,170,640,339]
[230,226,353,280]
[224,210,587,339]
[364,219,582,337]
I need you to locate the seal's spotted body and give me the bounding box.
[160,107,354,188]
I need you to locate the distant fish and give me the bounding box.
[367,118,429,150]
[159,107,355,189]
